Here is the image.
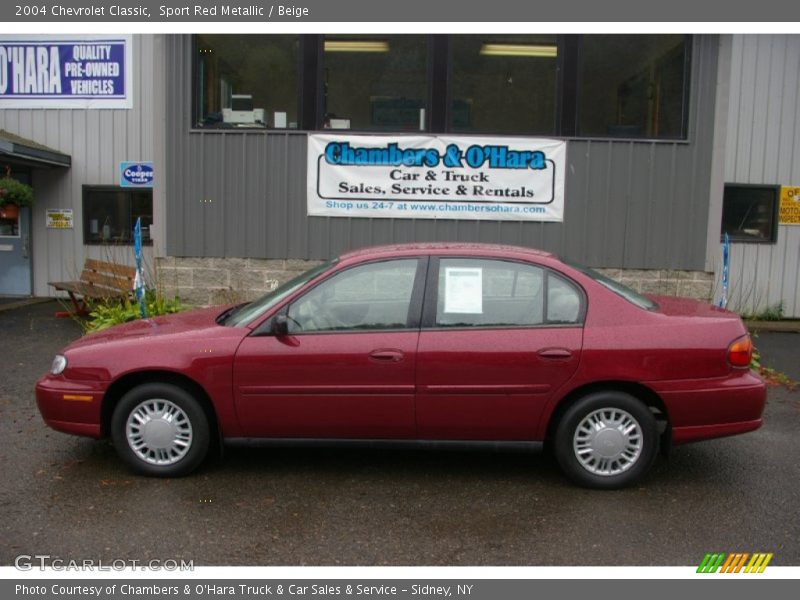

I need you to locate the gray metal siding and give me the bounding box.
[165,35,720,271]
[722,35,800,317]
[0,35,158,296]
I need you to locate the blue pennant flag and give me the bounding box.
[133,217,147,318]
[719,232,730,309]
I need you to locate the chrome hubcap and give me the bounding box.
[573,408,642,476]
[126,399,193,466]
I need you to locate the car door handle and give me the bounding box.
[369,349,405,362]
[537,348,573,360]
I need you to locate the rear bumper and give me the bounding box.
[671,419,762,444]
[646,370,767,445]
[35,375,104,438]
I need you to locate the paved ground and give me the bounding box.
[0,301,798,566]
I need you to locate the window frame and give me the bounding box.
[189,34,692,141]
[321,34,433,133]
[421,256,587,331]
[446,34,563,136]
[191,34,305,131]
[720,183,781,244]
[572,34,692,141]
[81,185,153,247]
[268,257,430,336]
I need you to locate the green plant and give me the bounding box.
[83,291,183,334]
[0,176,34,207]
[750,344,797,391]
[742,301,784,322]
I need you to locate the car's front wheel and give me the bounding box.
[554,391,659,489]
[111,383,210,477]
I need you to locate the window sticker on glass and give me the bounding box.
[444,267,483,314]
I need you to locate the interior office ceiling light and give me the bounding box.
[325,40,390,53]
[479,44,558,58]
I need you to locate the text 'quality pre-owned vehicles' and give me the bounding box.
[36,243,766,488]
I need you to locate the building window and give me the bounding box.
[83,187,153,245]
[577,35,689,139]
[322,35,428,131]
[720,184,780,243]
[450,35,558,135]
[0,212,19,237]
[189,34,691,139]
[194,35,299,129]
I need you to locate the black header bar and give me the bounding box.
[2,0,800,23]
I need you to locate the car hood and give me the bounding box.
[648,294,740,319]
[69,306,230,348]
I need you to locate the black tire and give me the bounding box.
[111,383,210,477]
[554,391,659,489]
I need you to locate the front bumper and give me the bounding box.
[647,370,767,445]
[35,375,105,438]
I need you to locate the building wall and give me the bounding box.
[720,34,800,317]
[0,35,160,297]
[163,35,721,275]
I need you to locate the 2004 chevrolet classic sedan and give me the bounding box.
[36,243,766,488]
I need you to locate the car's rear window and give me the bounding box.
[562,258,658,311]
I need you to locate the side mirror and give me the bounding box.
[270,313,289,336]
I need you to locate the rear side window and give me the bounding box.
[434,258,582,328]
[547,274,582,324]
[562,257,657,311]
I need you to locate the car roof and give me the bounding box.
[339,242,558,261]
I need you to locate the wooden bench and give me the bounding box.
[49,259,137,317]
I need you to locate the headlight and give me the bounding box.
[50,355,67,375]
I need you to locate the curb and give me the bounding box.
[746,320,800,334]
[0,297,53,313]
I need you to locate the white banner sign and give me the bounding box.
[0,35,132,109]
[307,134,565,221]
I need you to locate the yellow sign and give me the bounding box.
[779,186,800,225]
[46,209,74,229]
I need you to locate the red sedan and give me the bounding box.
[36,243,766,488]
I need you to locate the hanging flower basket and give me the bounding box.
[0,176,34,219]
[0,203,20,220]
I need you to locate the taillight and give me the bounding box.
[728,334,753,368]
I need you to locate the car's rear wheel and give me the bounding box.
[111,383,210,477]
[554,391,659,489]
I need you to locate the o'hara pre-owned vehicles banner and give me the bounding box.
[307,134,566,221]
[0,35,132,108]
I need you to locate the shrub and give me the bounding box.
[84,291,183,334]
[742,301,784,321]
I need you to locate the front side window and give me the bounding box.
[450,35,558,135]
[578,35,689,139]
[223,260,337,328]
[82,187,152,245]
[195,35,299,129]
[720,184,780,243]
[323,35,428,131]
[287,259,419,333]
[435,258,583,328]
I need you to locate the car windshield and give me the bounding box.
[562,257,658,311]
[221,259,337,327]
